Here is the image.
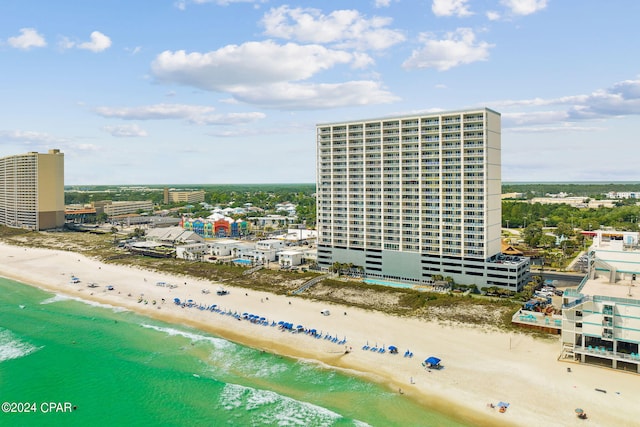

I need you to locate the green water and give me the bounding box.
[0,278,470,426]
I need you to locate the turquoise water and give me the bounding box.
[0,278,471,427]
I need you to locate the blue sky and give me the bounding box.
[1,0,639,185]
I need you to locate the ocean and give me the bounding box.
[0,277,470,427]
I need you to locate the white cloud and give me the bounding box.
[261,6,405,50]
[126,46,142,55]
[432,0,473,18]
[0,129,65,144]
[151,41,397,110]
[78,31,112,52]
[152,41,358,91]
[228,80,399,110]
[94,103,266,125]
[501,0,547,16]
[192,111,267,125]
[7,28,47,50]
[59,31,112,52]
[175,0,265,10]
[486,11,501,21]
[490,78,640,133]
[102,124,148,137]
[402,28,493,71]
[374,0,393,7]
[95,104,216,120]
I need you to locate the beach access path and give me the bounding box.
[0,242,638,427]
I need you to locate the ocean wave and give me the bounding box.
[208,348,289,378]
[140,324,233,349]
[40,294,128,312]
[218,383,366,426]
[0,328,41,363]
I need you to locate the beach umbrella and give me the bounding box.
[575,408,584,414]
[388,345,397,351]
[277,320,284,325]
[425,356,441,365]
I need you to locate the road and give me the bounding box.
[537,271,585,287]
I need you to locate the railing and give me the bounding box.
[292,274,330,295]
[574,346,640,363]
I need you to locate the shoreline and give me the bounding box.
[1,242,638,426]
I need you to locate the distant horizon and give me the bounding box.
[63,181,640,188]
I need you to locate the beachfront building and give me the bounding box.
[278,249,305,267]
[561,230,640,373]
[0,149,65,230]
[176,243,209,261]
[316,108,530,291]
[145,226,204,245]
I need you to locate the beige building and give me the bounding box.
[98,200,154,217]
[0,149,64,230]
[163,188,205,204]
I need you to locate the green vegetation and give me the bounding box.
[502,182,640,200]
[65,183,317,227]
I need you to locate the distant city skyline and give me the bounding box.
[2,1,640,185]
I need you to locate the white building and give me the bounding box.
[316,108,529,290]
[176,243,209,261]
[208,239,244,257]
[145,226,204,245]
[561,230,640,373]
[279,249,305,267]
[256,239,286,251]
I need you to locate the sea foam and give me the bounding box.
[219,383,359,426]
[140,324,233,349]
[0,328,41,363]
[40,293,128,312]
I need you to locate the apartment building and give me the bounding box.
[562,230,640,373]
[163,188,206,204]
[98,200,154,217]
[316,108,529,291]
[0,149,65,230]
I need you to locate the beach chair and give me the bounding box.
[588,345,593,352]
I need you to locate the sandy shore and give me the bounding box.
[1,242,638,426]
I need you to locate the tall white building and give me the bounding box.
[0,149,65,230]
[316,108,529,290]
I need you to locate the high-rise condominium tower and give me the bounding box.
[0,149,65,230]
[316,108,529,291]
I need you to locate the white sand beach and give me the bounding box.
[1,242,638,427]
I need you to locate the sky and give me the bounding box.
[1,0,640,185]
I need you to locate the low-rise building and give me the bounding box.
[97,200,154,217]
[145,226,204,245]
[561,230,640,373]
[176,243,209,261]
[164,188,206,204]
[278,249,304,267]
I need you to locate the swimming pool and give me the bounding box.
[364,278,416,289]
[232,258,252,265]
